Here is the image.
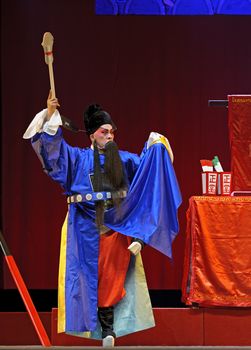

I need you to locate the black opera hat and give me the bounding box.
[83,104,117,136]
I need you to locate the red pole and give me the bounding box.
[0,231,51,347]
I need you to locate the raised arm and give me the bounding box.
[23,93,80,192]
[23,91,62,139]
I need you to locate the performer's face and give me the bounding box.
[91,124,115,149]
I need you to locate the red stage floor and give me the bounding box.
[1,308,251,346]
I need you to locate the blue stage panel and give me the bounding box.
[167,0,214,15]
[125,0,166,15]
[216,0,251,14]
[96,0,251,15]
[96,0,118,14]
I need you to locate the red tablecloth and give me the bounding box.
[182,196,251,307]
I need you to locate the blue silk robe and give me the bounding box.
[31,128,182,338]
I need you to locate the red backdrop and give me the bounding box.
[2,0,251,289]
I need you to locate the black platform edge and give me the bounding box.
[0,289,185,311]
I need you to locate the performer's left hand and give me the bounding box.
[128,242,142,255]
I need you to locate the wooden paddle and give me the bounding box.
[41,32,56,99]
[41,32,56,98]
[41,32,81,132]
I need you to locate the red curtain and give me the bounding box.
[2,0,251,289]
[228,95,251,191]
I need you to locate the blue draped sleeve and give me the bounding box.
[31,128,83,193]
[105,142,182,258]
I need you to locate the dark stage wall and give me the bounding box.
[1,0,251,289]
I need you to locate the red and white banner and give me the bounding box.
[218,172,232,195]
[202,172,218,195]
[228,95,251,191]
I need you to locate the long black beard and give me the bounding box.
[104,141,127,192]
[92,141,127,229]
[93,141,104,229]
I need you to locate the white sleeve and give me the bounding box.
[23,109,62,139]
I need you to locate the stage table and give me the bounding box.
[182,196,251,307]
